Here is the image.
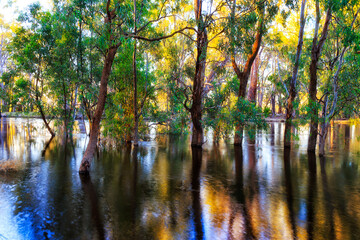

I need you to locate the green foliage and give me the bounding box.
[232,98,267,127]
[231,98,268,141]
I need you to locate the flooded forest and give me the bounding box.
[1,0,360,239]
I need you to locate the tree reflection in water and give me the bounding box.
[80,174,105,240]
[320,156,335,240]
[191,147,204,240]
[283,148,297,239]
[232,145,255,239]
[306,152,317,240]
[0,119,360,239]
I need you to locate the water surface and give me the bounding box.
[1,118,360,239]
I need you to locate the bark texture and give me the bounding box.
[247,50,261,103]
[190,0,208,147]
[307,3,332,152]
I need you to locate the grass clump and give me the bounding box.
[0,159,24,173]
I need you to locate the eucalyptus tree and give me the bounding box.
[102,40,155,143]
[228,0,278,145]
[187,0,210,147]
[79,0,192,173]
[317,4,360,155]
[78,0,132,173]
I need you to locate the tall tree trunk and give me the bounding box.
[79,1,120,173]
[133,0,139,146]
[38,103,55,137]
[284,0,306,148]
[190,0,208,147]
[247,50,261,103]
[307,3,331,152]
[79,46,118,173]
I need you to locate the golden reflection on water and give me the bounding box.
[0,118,360,239]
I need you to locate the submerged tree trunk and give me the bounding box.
[79,1,120,173]
[284,0,306,148]
[307,3,331,152]
[79,46,118,173]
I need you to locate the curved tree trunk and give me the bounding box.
[79,46,118,173]
[38,104,55,137]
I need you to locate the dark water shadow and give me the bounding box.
[191,147,203,240]
[320,156,335,239]
[230,145,255,239]
[41,135,55,157]
[80,174,105,240]
[270,123,275,146]
[306,152,317,240]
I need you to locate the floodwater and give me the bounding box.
[1,118,360,240]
